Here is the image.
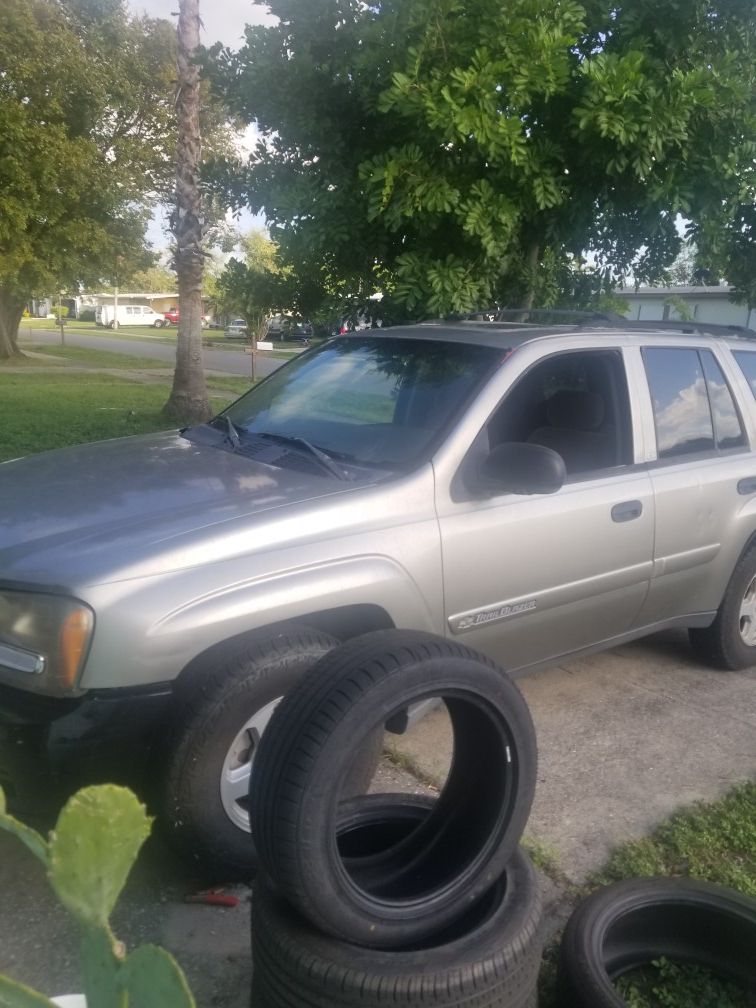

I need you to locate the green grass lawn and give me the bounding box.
[0,365,251,462]
[18,319,178,341]
[592,780,756,897]
[16,344,172,370]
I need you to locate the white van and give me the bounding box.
[95,304,165,329]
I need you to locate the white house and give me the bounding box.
[618,285,753,329]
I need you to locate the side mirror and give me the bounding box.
[474,442,566,496]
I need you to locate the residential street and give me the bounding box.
[17,328,286,379]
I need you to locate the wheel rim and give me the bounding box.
[220,697,282,831]
[738,575,756,646]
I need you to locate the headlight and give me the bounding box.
[0,590,94,696]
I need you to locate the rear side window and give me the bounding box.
[733,351,756,398]
[699,350,747,450]
[642,348,746,459]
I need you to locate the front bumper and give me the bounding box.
[0,682,172,811]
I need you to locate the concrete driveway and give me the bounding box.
[0,630,754,1005]
[388,628,756,882]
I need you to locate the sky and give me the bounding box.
[131,0,277,49]
[129,0,276,248]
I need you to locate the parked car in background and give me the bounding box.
[95,304,166,329]
[266,315,313,342]
[160,308,210,328]
[224,319,248,338]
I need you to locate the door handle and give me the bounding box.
[611,500,643,523]
[738,477,756,496]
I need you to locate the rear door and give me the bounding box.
[436,345,655,671]
[633,344,755,624]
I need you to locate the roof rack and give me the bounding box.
[447,308,755,339]
[454,308,626,325]
[577,319,756,338]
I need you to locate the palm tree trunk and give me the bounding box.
[163,0,211,424]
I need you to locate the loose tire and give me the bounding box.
[159,627,380,876]
[689,545,756,669]
[557,877,756,1007]
[250,629,537,947]
[251,845,543,1008]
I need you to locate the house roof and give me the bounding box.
[618,285,734,297]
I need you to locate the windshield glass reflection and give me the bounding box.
[222,337,501,470]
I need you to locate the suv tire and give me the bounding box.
[250,629,537,948]
[689,544,756,670]
[252,846,542,1008]
[158,627,380,875]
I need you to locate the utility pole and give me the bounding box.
[58,289,65,345]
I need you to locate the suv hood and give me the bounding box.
[0,431,359,588]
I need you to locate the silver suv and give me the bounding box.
[2,316,756,869]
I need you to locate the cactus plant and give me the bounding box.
[0,785,195,1008]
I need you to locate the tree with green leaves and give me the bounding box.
[712,204,756,313]
[216,230,286,377]
[0,0,185,358]
[121,266,179,294]
[211,0,755,318]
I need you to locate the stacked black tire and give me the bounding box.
[247,630,544,1007]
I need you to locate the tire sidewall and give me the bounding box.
[162,632,336,871]
[253,845,541,977]
[719,548,756,668]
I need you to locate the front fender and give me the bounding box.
[79,543,443,689]
[151,554,437,640]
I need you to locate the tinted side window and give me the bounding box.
[699,350,746,450]
[733,351,756,398]
[486,349,632,477]
[642,348,714,458]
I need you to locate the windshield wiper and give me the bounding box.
[220,416,241,451]
[257,432,351,481]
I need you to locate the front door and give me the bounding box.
[437,348,655,671]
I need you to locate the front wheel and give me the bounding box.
[109,320,118,329]
[159,627,382,875]
[153,319,164,328]
[689,545,756,670]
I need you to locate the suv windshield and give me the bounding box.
[220,336,501,471]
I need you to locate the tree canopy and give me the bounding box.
[0,0,174,355]
[211,0,756,318]
[0,0,235,359]
[216,230,285,335]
